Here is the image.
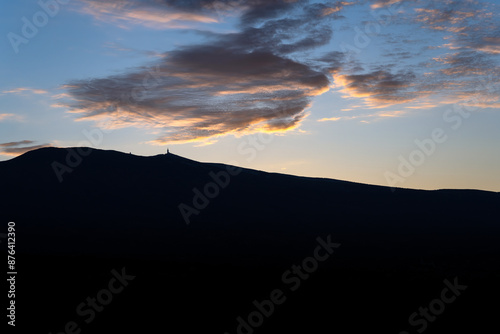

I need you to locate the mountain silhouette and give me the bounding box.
[1,147,498,333]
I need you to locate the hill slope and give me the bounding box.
[0,147,498,333]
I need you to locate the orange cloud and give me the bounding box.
[2,87,48,95]
[77,0,221,29]
[0,114,24,122]
[333,71,421,108]
[370,0,402,9]
[318,109,406,123]
[62,48,331,144]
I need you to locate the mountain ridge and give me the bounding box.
[1,147,499,333]
[2,146,498,194]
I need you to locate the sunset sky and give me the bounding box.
[1,0,499,191]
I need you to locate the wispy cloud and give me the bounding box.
[370,0,404,10]
[0,141,52,156]
[0,113,24,122]
[77,0,233,29]
[318,110,405,123]
[332,70,423,107]
[333,0,500,111]
[0,140,35,148]
[2,87,48,95]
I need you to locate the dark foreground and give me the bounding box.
[1,147,499,333]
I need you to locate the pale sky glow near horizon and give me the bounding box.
[1,0,499,191]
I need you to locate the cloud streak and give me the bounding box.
[2,87,48,95]
[77,0,221,29]
[0,141,52,156]
[0,114,24,122]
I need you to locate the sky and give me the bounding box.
[1,0,499,191]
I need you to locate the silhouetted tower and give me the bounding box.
[166,148,170,154]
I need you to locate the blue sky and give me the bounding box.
[1,0,500,191]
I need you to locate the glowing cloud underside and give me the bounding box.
[63,0,500,140]
[63,0,348,144]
